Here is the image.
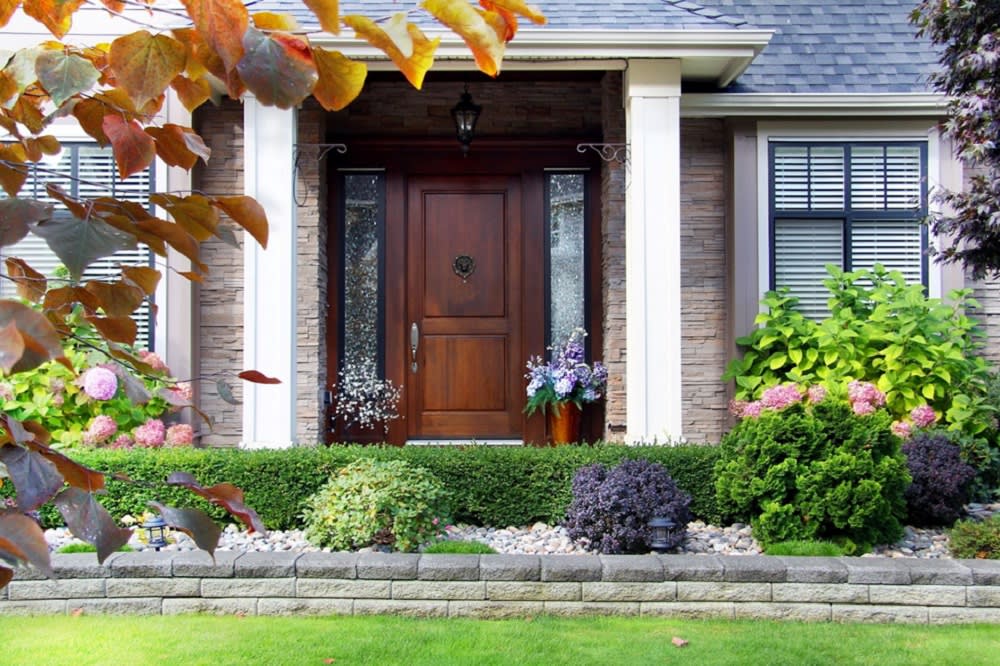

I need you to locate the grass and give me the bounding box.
[1,615,998,665]
[764,540,845,556]
[55,543,134,554]
[422,540,497,554]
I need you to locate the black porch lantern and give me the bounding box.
[450,85,482,156]
[648,516,678,554]
[143,514,169,551]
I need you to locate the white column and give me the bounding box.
[625,59,683,443]
[242,97,297,448]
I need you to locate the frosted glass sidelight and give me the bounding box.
[342,173,383,371]
[548,173,586,346]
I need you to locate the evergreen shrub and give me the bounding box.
[564,459,691,554]
[949,515,1000,560]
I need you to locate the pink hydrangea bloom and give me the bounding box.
[139,350,169,373]
[134,419,166,447]
[165,424,194,447]
[852,400,876,416]
[171,381,194,403]
[891,420,913,439]
[806,385,827,405]
[52,394,64,407]
[0,383,14,401]
[109,434,135,450]
[49,378,65,393]
[741,401,764,418]
[760,383,802,411]
[83,415,118,445]
[728,400,748,417]
[847,381,885,408]
[83,367,118,400]
[910,404,937,429]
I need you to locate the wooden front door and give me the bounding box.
[405,175,523,439]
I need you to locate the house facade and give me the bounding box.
[6,1,999,447]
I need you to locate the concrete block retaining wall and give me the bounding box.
[3,552,1000,623]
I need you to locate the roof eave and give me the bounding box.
[681,92,948,117]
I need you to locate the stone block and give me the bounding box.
[8,579,105,601]
[162,598,258,616]
[600,555,663,582]
[297,579,390,599]
[10,566,47,581]
[640,601,734,619]
[582,582,676,602]
[296,552,359,579]
[962,559,1000,585]
[928,607,1000,624]
[448,600,544,619]
[734,602,832,622]
[202,578,295,598]
[0,600,67,615]
[356,553,419,580]
[659,555,724,581]
[72,597,161,616]
[418,555,479,581]
[52,553,123,578]
[771,583,868,604]
[106,578,200,598]
[173,551,241,578]
[479,555,539,581]
[722,556,786,583]
[110,552,175,578]
[486,581,581,602]
[234,552,300,578]
[353,599,448,618]
[843,559,910,585]
[258,598,353,616]
[540,555,602,582]
[967,586,1000,607]
[895,559,973,586]
[542,601,640,617]
[831,604,928,623]
[779,557,848,583]
[868,585,966,607]
[677,582,771,602]
[391,581,486,600]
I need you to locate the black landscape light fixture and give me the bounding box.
[648,516,678,554]
[143,514,169,551]
[450,84,482,156]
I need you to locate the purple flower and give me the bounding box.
[83,367,118,400]
[910,404,938,429]
[554,376,574,398]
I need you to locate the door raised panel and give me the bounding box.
[421,335,507,411]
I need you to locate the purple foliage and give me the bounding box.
[903,432,977,527]
[564,459,691,554]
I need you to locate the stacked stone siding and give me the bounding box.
[680,120,729,444]
[971,277,1000,367]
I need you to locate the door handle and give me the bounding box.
[410,322,419,373]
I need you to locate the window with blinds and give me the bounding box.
[770,141,927,320]
[0,144,156,348]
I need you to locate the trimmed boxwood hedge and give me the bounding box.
[4,444,723,531]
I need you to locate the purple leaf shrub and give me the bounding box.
[903,432,977,527]
[565,459,691,554]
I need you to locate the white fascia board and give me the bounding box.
[681,93,948,117]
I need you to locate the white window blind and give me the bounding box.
[770,141,926,320]
[0,145,155,348]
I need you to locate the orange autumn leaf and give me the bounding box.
[0,0,20,29]
[303,0,339,35]
[342,15,439,89]
[170,74,216,111]
[311,48,366,111]
[250,12,299,32]
[22,0,86,39]
[214,195,268,249]
[146,124,207,170]
[421,0,504,77]
[180,0,249,74]
[481,2,517,42]
[484,0,546,24]
[102,114,156,179]
[109,31,187,109]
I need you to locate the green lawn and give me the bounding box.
[2,615,998,665]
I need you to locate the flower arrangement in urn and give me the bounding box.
[524,328,608,443]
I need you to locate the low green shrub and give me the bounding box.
[716,396,910,553]
[7,444,723,531]
[302,459,451,552]
[422,540,496,554]
[56,542,133,554]
[949,516,1000,559]
[763,540,844,557]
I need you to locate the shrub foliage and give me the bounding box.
[565,459,691,554]
[715,400,910,553]
[902,431,977,527]
[949,516,1000,560]
[302,459,451,552]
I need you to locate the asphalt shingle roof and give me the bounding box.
[254,1,940,93]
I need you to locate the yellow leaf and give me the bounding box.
[109,31,187,109]
[302,0,339,35]
[0,143,28,196]
[180,0,249,74]
[383,12,414,59]
[0,0,20,29]
[170,74,214,112]
[421,0,504,77]
[22,0,86,39]
[312,48,366,112]
[251,12,300,32]
[214,195,268,249]
[343,15,440,90]
[484,0,546,24]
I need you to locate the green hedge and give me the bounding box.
[5,444,723,530]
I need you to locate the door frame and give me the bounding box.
[325,138,602,445]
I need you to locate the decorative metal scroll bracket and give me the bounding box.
[576,143,629,167]
[293,143,347,207]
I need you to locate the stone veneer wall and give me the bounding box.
[680,120,730,444]
[4,552,999,623]
[972,276,1000,367]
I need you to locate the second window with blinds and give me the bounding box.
[769,141,928,320]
